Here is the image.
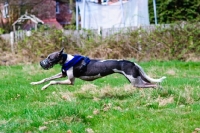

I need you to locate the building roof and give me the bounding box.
[12,13,44,26]
[12,12,44,31]
[56,0,69,3]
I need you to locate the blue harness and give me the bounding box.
[62,55,90,74]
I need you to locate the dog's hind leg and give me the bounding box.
[30,72,65,85]
[134,76,158,88]
[124,75,157,88]
[117,67,158,88]
[135,63,166,83]
[113,68,154,88]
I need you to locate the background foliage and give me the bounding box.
[1,20,200,65]
[148,0,200,24]
[16,21,200,62]
[1,0,200,32]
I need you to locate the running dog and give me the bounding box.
[31,48,166,90]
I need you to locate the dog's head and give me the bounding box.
[40,48,64,70]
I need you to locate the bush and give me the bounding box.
[10,21,200,64]
[86,22,200,61]
[0,28,5,34]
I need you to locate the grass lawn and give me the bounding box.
[0,60,200,133]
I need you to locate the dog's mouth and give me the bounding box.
[40,59,54,70]
[40,53,64,70]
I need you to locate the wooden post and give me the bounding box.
[10,31,14,53]
[35,23,37,31]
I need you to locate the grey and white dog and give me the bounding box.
[31,48,166,90]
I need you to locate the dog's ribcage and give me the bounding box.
[73,59,139,81]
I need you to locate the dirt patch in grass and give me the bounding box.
[75,83,137,99]
[166,69,176,76]
[60,91,76,101]
[156,96,174,106]
[0,51,42,66]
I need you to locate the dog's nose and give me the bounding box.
[40,59,51,70]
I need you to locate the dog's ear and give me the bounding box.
[59,48,64,55]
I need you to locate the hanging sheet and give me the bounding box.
[79,0,149,29]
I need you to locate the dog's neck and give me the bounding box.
[61,54,74,65]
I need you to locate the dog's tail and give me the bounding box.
[135,63,166,83]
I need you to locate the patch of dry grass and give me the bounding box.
[74,83,137,99]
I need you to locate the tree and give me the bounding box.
[0,0,44,32]
[148,0,200,24]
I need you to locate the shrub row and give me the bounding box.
[1,21,200,65]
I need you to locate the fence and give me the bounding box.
[0,30,32,52]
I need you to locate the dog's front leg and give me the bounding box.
[41,78,75,90]
[30,72,64,85]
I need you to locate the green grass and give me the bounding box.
[0,60,200,133]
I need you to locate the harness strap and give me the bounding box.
[62,55,90,74]
[80,56,90,72]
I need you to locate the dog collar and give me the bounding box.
[62,55,84,71]
[61,55,91,74]
[61,54,68,65]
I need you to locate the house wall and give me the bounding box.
[31,0,72,28]
[32,0,56,20]
[56,3,72,26]
[0,3,9,27]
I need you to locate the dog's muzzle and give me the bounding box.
[40,59,53,70]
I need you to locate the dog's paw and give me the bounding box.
[30,82,38,85]
[41,85,49,90]
[41,87,47,90]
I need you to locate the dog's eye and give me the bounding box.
[47,56,53,61]
[50,57,55,61]
[49,56,53,59]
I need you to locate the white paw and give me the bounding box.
[41,85,48,90]
[50,81,57,85]
[30,82,38,85]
